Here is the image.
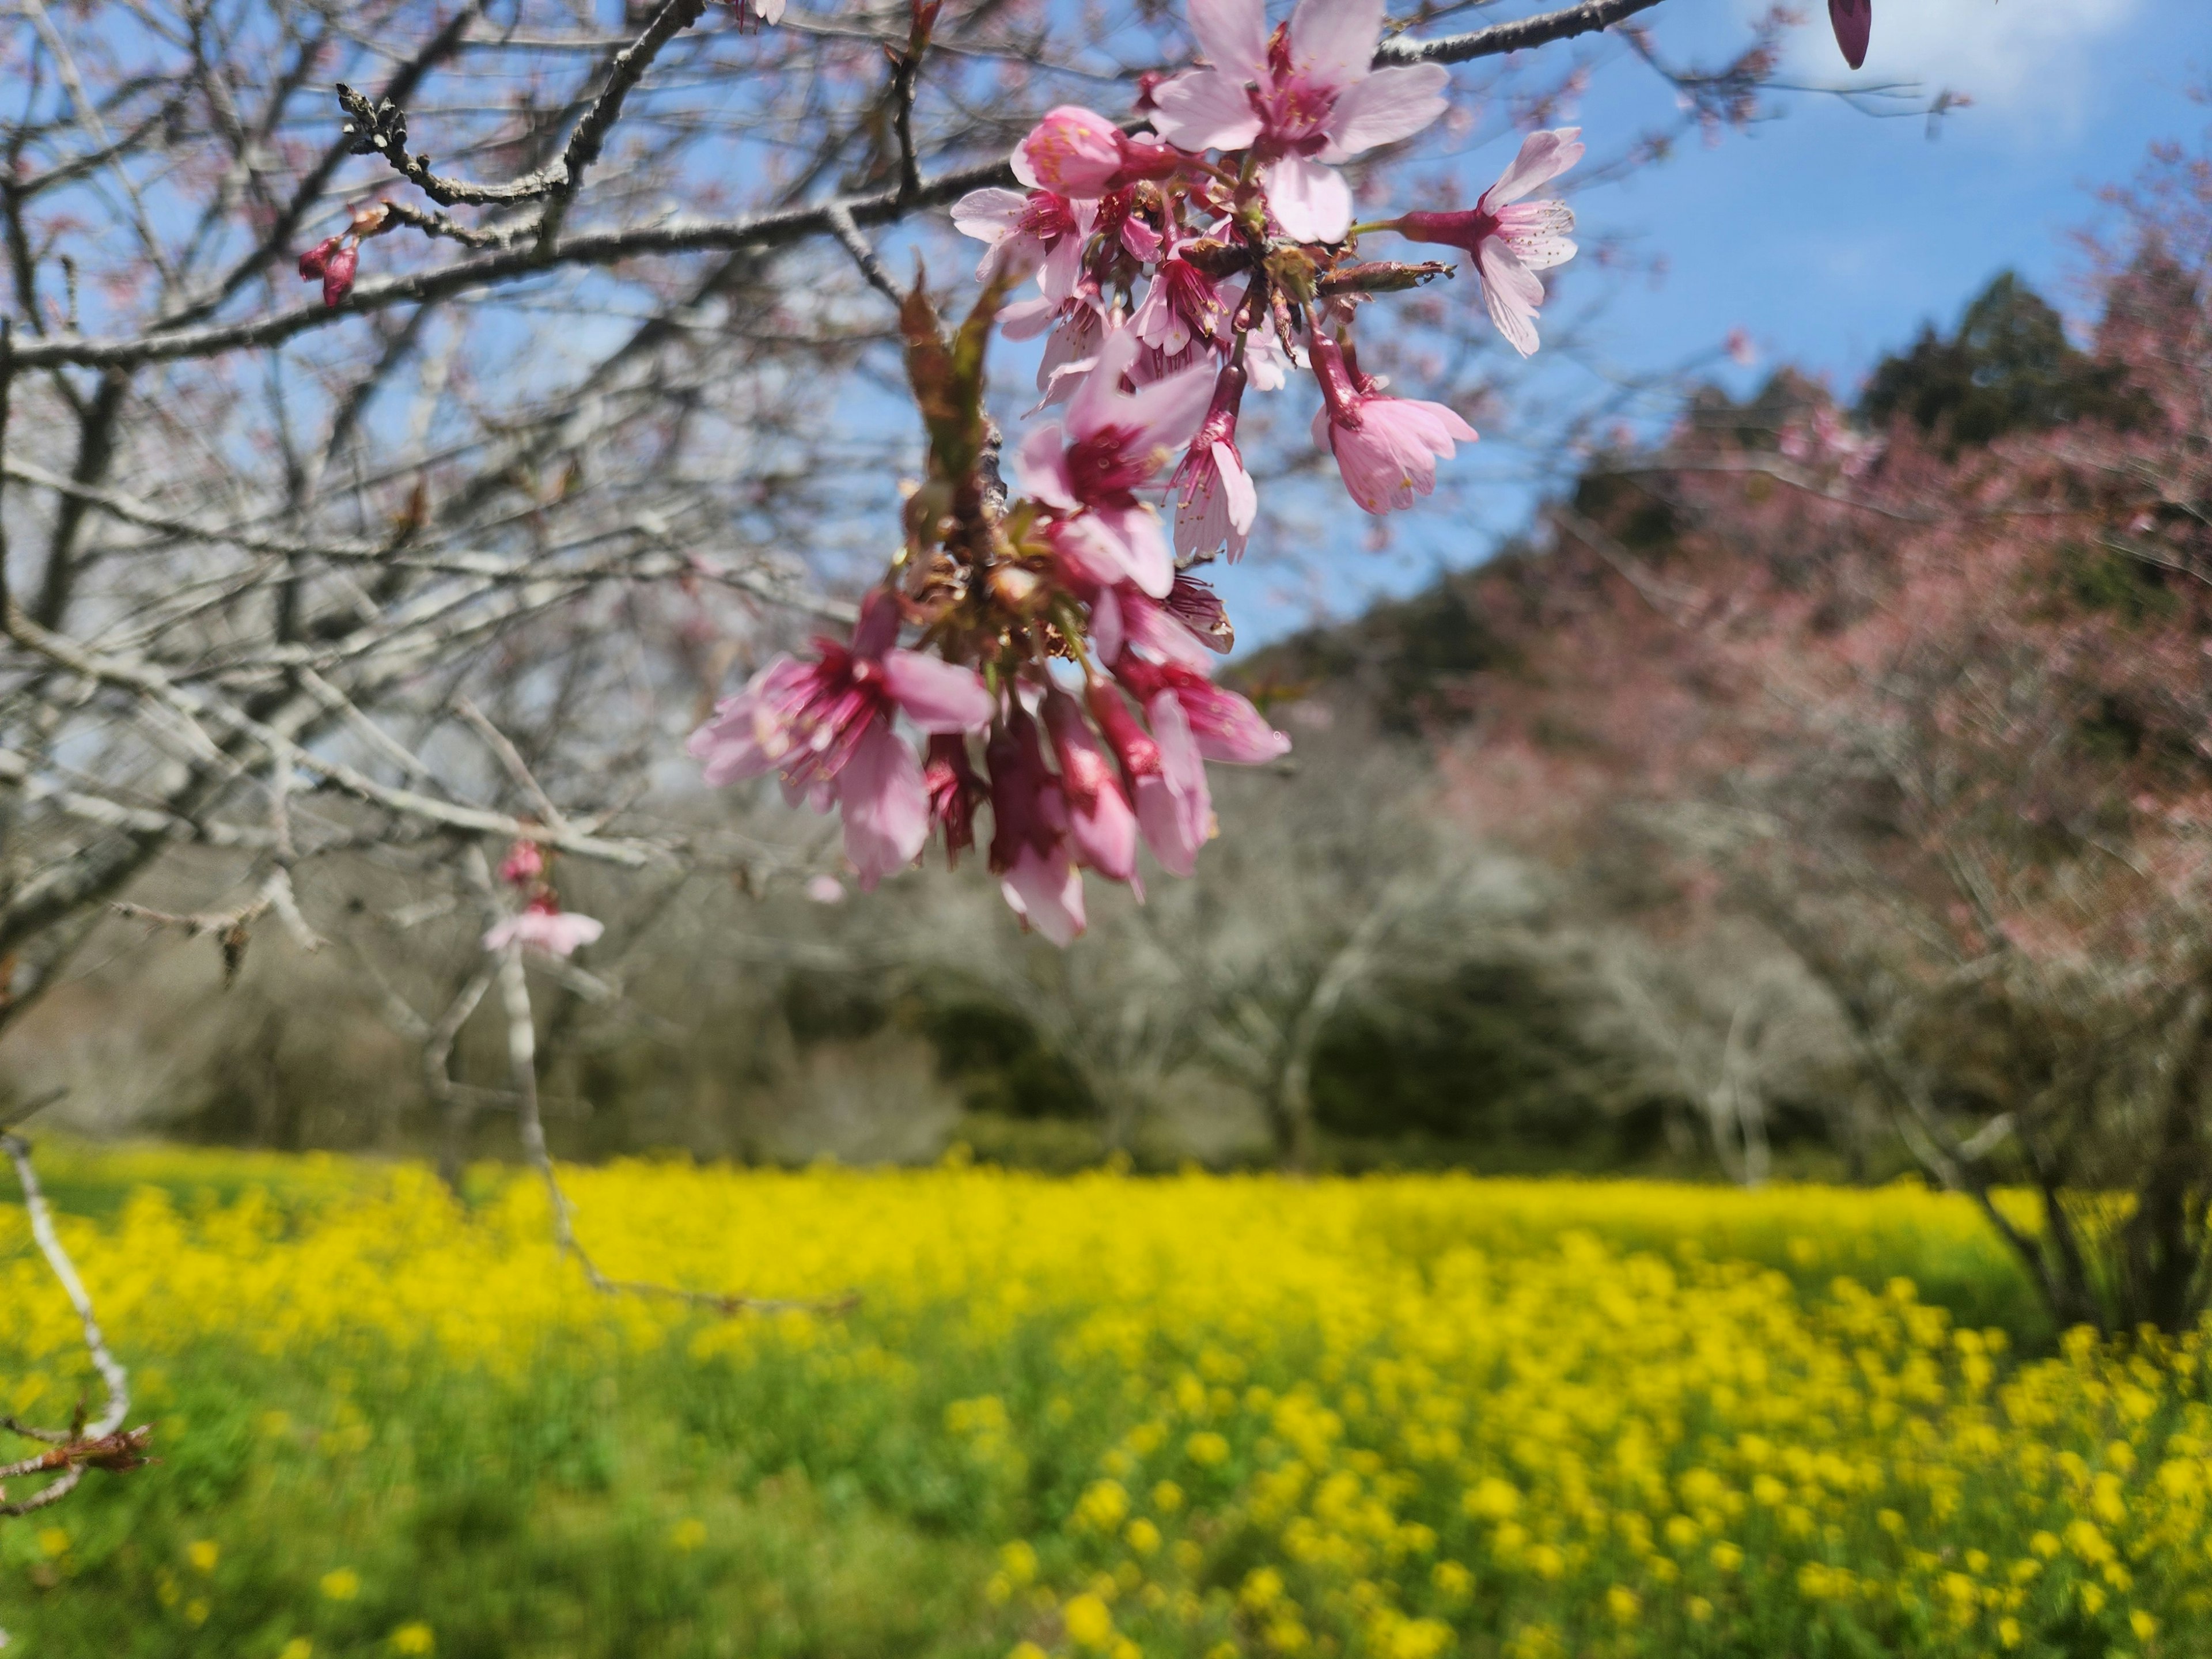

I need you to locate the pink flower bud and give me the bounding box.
[297,235,342,281]
[499,839,546,887]
[923,733,983,867]
[1015,106,1173,198]
[321,242,359,308]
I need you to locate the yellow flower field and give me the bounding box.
[1,1147,2204,1657]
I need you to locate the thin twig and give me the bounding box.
[1,1132,139,1446]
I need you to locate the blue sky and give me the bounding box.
[1215,0,2208,640]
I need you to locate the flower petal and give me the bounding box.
[1148,69,1265,152]
[1288,0,1384,91]
[1265,155,1353,244]
[1014,421,1080,508]
[1480,127,1585,209]
[835,719,930,889]
[1187,0,1268,78]
[1320,64,1448,160]
[882,650,995,732]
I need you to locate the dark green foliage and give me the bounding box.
[1247,573,1516,734]
[1859,272,2139,451]
[1308,963,1640,1153]
[916,1002,1096,1122]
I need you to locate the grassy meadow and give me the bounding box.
[0,1147,2203,1657]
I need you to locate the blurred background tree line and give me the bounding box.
[11,118,2210,1328]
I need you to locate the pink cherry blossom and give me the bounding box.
[950,187,1087,296]
[805,875,847,903]
[1395,127,1582,357]
[1016,328,1215,597]
[1308,334,1477,514]
[483,897,604,958]
[1087,581,1220,671]
[1131,240,1232,358]
[1014,106,1181,199]
[987,709,1087,945]
[1090,678,1213,877]
[688,590,993,886]
[1044,691,1140,884]
[1119,659,1290,764]
[1169,363,1257,562]
[1149,0,1448,243]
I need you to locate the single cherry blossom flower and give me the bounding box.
[1091,580,1222,671]
[1830,0,1871,70]
[1014,106,1181,198]
[1090,678,1213,877]
[1131,239,1232,358]
[1395,127,1583,357]
[1017,328,1215,597]
[687,590,993,886]
[483,896,604,958]
[950,187,1088,297]
[805,875,847,903]
[1308,334,1476,514]
[987,709,1087,945]
[1149,0,1449,243]
[1118,658,1290,764]
[1170,363,1257,562]
[1044,690,1140,884]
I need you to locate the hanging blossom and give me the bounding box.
[690,0,1590,943]
[483,838,604,958]
[1392,127,1585,357]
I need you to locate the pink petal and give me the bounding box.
[1090,584,1126,666]
[1476,238,1544,358]
[1187,0,1268,78]
[1119,357,1218,455]
[1320,64,1449,161]
[1014,421,1080,509]
[881,650,995,732]
[1001,843,1088,945]
[1147,70,1264,153]
[1287,0,1384,92]
[1265,155,1353,244]
[1065,328,1141,441]
[950,187,1028,242]
[835,719,930,888]
[1481,127,1585,209]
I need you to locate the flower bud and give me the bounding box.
[297,235,343,281]
[321,243,359,308]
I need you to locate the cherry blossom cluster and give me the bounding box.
[694,0,1586,944]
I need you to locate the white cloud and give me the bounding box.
[1767,0,2141,122]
